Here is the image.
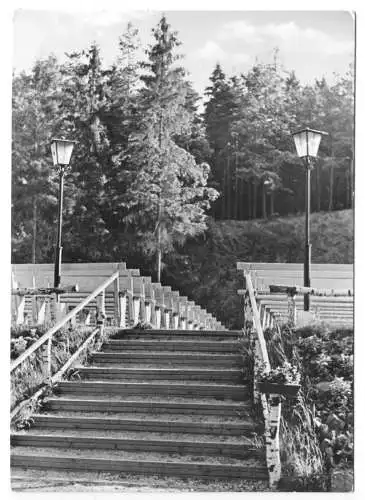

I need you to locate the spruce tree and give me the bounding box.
[120,15,218,281]
[12,56,64,263]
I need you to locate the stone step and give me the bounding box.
[55,381,249,401]
[30,415,256,436]
[112,329,241,341]
[11,466,270,492]
[77,367,244,383]
[11,447,268,480]
[12,427,256,442]
[11,433,263,459]
[102,339,241,353]
[45,397,252,417]
[91,351,243,367]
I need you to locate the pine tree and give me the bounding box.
[204,65,237,218]
[120,15,218,281]
[56,43,113,260]
[12,56,64,264]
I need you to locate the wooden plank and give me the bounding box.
[244,272,270,372]
[11,434,261,458]
[12,285,79,296]
[102,340,239,352]
[32,415,254,434]
[45,398,250,416]
[237,261,353,271]
[11,455,268,479]
[269,284,353,297]
[78,367,242,381]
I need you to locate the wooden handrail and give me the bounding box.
[12,285,79,296]
[269,284,353,297]
[10,327,99,420]
[244,271,270,372]
[243,270,282,488]
[11,271,119,372]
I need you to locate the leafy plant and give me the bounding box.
[258,361,301,385]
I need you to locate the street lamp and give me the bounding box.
[50,138,76,289]
[292,128,328,311]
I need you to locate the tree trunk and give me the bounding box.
[328,141,334,212]
[270,191,274,217]
[32,198,37,265]
[328,165,334,211]
[235,173,239,220]
[226,155,231,219]
[252,181,257,219]
[156,111,163,282]
[349,158,353,208]
[262,182,267,219]
[222,160,226,220]
[234,147,239,220]
[247,180,252,219]
[239,178,244,220]
[156,245,162,283]
[345,170,350,208]
[156,220,162,283]
[316,163,321,212]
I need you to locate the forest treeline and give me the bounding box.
[12,15,354,279]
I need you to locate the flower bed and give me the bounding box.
[262,322,353,491]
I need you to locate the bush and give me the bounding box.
[261,320,353,490]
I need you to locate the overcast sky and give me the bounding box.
[13,10,354,99]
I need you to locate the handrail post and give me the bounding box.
[287,290,297,327]
[96,289,106,340]
[155,306,161,329]
[36,297,47,325]
[127,290,134,328]
[133,296,140,326]
[15,296,26,325]
[46,337,52,381]
[145,300,152,324]
[114,274,120,326]
[172,312,179,329]
[139,294,146,324]
[164,308,170,330]
[150,300,157,327]
[266,394,282,487]
[119,291,127,328]
[31,295,37,324]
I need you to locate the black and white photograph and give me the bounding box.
[7,2,357,494]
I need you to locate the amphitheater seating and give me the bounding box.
[12,262,225,331]
[237,262,354,328]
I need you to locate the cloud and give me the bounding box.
[260,22,353,56]
[218,20,353,57]
[81,10,151,28]
[196,41,225,61]
[196,41,250,67]
[231,53,251,64]
[218,20,263,44]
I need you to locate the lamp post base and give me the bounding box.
[304,242,311,312]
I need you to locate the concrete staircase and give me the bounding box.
[11,328,268,488]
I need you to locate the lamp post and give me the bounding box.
[292,128,328,311]
[50,138,76,290]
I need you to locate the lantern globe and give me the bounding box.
[292,127,328,158]
[51,138,76,166]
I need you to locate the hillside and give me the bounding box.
[164,209,354,329]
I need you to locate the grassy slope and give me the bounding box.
[165,209,354,329]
